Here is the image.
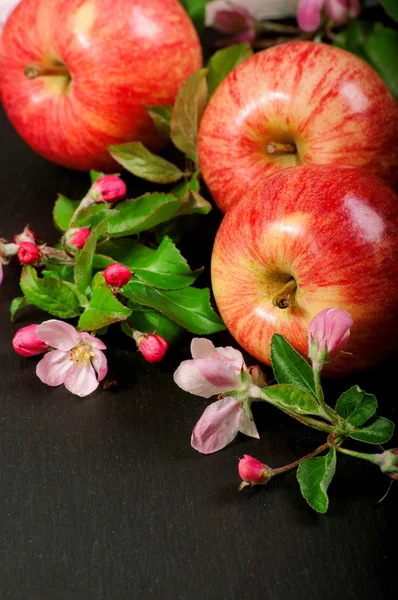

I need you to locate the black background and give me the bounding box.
[0,105,396,600]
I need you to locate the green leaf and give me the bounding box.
[297,447,337,514]
[265,384,322,417]
[363,24,398,100]
[207,43,253,97]
[381,0,398,22]
[335,385,377,427]
[107,193,181,238]
[350,417,395,445]
[170,68,208,162]
[145,105,172,138]
[73,204,112,229]
[10,296,31,322]
[122,308,184,345]
[20,266,81,319]
[90,169,105,183]
[172,171,212,216]
[179,0,207,33]
[74,210,117,294]
[42,262,75,283]
[78,273,131,331]
[333,20,374,62]
[53,194,79,232]
[270,334,316,397]
[108,141,184,184]
[121,278,225,334]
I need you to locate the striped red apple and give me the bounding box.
[199,41,398,213]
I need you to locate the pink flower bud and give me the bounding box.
[238,454,272,486]
[135,333,168,363]
[248,365,267,388]
[308,308,353,367]
[17,241,41,265]
[213,5,256,45]
[104,263,131,288]
[70,228,90,249]
[12,324,49,357]
[91,175,127,203]
[378,448,398,481]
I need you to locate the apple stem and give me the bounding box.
[272,278,297,309]
[24,63,70,80]
[265,142,296,155]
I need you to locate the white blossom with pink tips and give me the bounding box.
[174,338,264,454]
[35,320,107,397]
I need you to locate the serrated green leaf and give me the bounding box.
[172,171,211,215]
[297,447,336,514]
[335,385,377,427]
[265,384,322,416]
[121,278,225,334]
[53,194,79,232]
[10,296,31,322]
[20,266,80,319]
[270,334,316,396]
[170,68,208,162]
[107,193,181,238]
[207,43,253,97]
[90,169,105,183]
[78,273,131,331]
[74,204,112,229]
[363,24,398,100]
[350,416,394,444]
[122,308,184,345]
[381,0,398,22]
[42,263,75,283]
[145,105,172,138]
[108,141,184,184]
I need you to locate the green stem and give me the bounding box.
[273,443,330,475]
[260,390,334,433]
[329,438,380,465]
[68,192,94,229]
[312,367,338,424]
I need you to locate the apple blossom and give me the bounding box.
[134,332,169,363]
[238,454,273,486]
[17,241,41,265]
[308,308,353,368]
[90,175,127,203]
[377,449,398,481]
[13,225,38,245]
[35,320,107,397]
[296,0,360,32]
[213,4,257,45]
[69,227,90,249]
[104,263,131,288]
[12,324,48,357]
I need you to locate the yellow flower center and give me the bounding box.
[70,342,94,368]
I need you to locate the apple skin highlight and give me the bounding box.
[199,41,398,214]
[0,0,202,171]
[211,165,398,376]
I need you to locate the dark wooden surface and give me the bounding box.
[0,105,396,600]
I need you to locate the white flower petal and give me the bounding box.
[238,409,260,439]
[36,320,81,351]
[36,350,74,387]
[64,363,99,397]
[92,350,108,382]
[215,346,245,369]
[80,332,106,350]
[174,358,239,398]
[191,397,241,454]
[190,337,215,359]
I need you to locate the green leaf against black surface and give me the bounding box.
[207,43,254,97]
[108,141,184,184]
[121,278,225,334]
[145,105,173,138]
[297,447,337,514]
[20,266,81,319]
[53,194,79,232]
[178,0,207,33]
[270,334,316,397]
[122,307,185,345]
[78,274,131,331]
[335,385,377,427]
[349,416,394,445]
[381,0,398,22]
[90,169,105,183]
[107,193,181,238]
[10,296,31,322]
[170,68,208,162]
[173,172,212,216]
[265,384,323,417]
[363,24,398,100]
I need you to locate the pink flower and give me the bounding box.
[91,175,127,203]
[378,448,398,481]
[13,225,38,245]
[213,4,257,46]
[35,320,107,397]
[308,308,353,367]
[104,263,131,288]
[17,241,41,265]
[69,228,90,249]
[12,324,49,357]
[135,332,168,363]
[238,454,272,486]
[297,0,360,32]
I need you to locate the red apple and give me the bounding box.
[198,41,398,214]
[211,165,398,375]
[0,0,202,171]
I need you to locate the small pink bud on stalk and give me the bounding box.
[17,241,41,265]
[69,227,90,249]
[90,175,127,203]
[12,324,49,357]
[134,331,169,363]
[238,454,273,490]
[104,263,131,289]
[308,308,353,370]
[297,0,360,32]
[377,449,398,481]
